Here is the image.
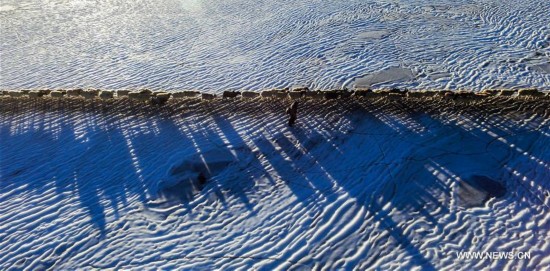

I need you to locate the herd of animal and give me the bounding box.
[1,87,548,105]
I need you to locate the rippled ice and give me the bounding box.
[0,0,549,91]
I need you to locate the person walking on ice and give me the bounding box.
[286,101,298,126]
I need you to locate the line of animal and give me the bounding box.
[201,93,216,100]
[260,89,276,99]
[222,91,241,99]
[304,91,324,100]
[517,88,544,98]
[28,90,44,98]
[288,91,304,100]
[50,90,65,98]
[151,92,171,105]
[319,89,354,100]
[8,90,25,97]
[81,89,100,99]
[4,89,548,103]
[99,90,114,99]
[172,91,200,99]
[499,89,516,96]
[274,91,289,99]
[480,89,500,96]
[128,90,151,102]
[117,90,130,97]
[241,91,260,99]
[66,89,83,97]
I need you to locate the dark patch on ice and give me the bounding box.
[354,67,415,88]
[168,149,235,178]
[457,175,507,208]
[157,149,236,202]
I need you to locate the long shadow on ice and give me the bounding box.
[292,108,439,270]
[257,98,548,269]
[1,98,548,270]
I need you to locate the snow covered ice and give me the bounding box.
[1,97,549,270]
[0,0,549,91]
[1,0,550,270]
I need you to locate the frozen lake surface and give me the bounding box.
[1,97,549,270]
[1,0,549,91]
[1,1,550,270]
